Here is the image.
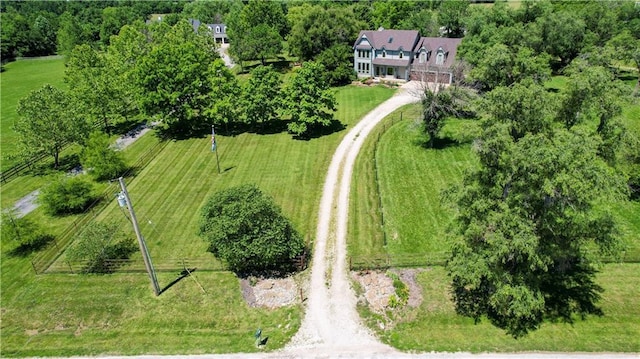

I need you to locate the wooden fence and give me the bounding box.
[349,249,640,271]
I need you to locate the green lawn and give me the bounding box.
[360,264,640,352]
[349,82,640,352]
[0,56,67,170]
[349,104,480,259]
[0,84,396,356]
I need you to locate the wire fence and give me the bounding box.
[372,114,401,246]
[349,249,640,271]
[30,139,169,275]
[41,252,309,275]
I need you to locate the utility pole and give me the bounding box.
[118,177,160,296]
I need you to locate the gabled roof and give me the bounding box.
[354,29,420,52]
[412,37,462,68]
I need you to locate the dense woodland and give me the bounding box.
[3,0,640,339]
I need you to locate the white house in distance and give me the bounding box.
[188,19,229,44]
[353,29,462,84]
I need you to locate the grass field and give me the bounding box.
[360,264,640,352]
[0,84,396,356]
[0,56,67,170]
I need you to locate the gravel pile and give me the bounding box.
[240,277,299,309]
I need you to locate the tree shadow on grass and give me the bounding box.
[293,120,346,141]
[415,136,462,150]
[7,234,55,257]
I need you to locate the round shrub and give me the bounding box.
[199,184,305,274]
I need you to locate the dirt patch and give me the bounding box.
[240,277,299,309]
[351,269,426,313]
[25,329,38,336]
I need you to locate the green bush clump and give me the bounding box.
[39,175,96,215]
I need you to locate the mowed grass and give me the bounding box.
[1,84,396,356]
[350,103,479,259]
[0,56,67,170]
[362,264,640,352]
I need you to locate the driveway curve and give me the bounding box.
[36,83,637,359]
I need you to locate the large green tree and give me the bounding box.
[481,81,556,140]
[287,4,364,61]
[57,11,85,56]
[447,125,625,338]
[227,0,285,66]
[65,44,126,134]
[205,59,241,129]
[240,65,283,128]
[439,0,469,37]
[99,6,137,46]
[470,44,551,91]
[15,84,89,168]
[282,62,336,137]
[136,21,219,136]
[199,184,305,274]
[537,11,586,66]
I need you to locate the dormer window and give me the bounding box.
[224,26,227,33]
[399,52,403,59]
[436,48,445,65]
[216,26,221,33]
[419,51,427,63]
[382,50,386,58]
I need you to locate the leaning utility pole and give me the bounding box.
[118,177,160,296]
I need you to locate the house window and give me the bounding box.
[419,52,427,63]
[216,26,221,33]
[366,63,370,72]
[436,51,445,65]
[382,50,386,58]
[399,52,403,59]
[387,67,394,76]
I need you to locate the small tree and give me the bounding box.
[421,83,471,148]
[40,176,96,216]
[199,184,305,274]
[66,222,137,274]
[81,132,127,181]
[15,84,89,168]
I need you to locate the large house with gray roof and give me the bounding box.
[353,29,461,84]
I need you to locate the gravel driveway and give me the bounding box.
[24,83,636,359]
